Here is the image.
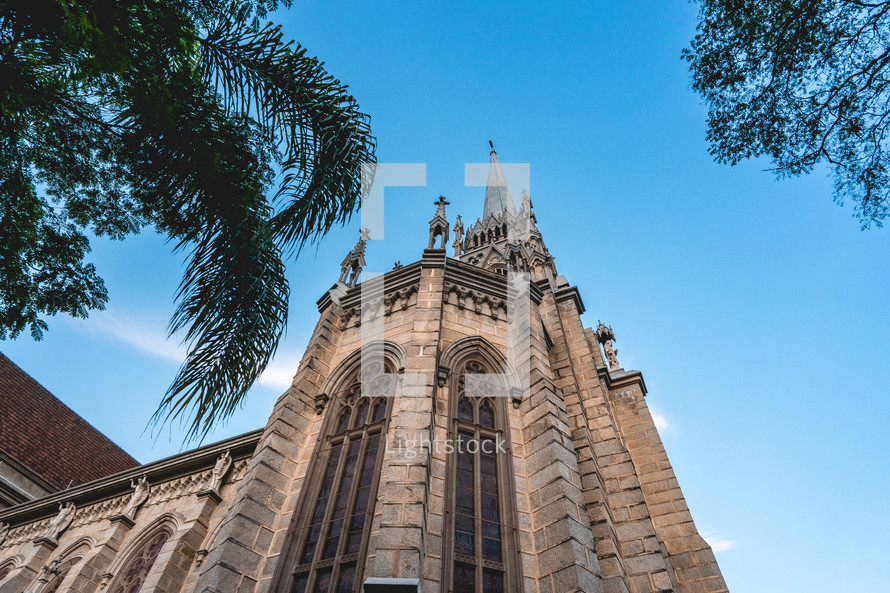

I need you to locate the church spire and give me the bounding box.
[482,141,517,220]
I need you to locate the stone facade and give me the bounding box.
[0,146,728,593]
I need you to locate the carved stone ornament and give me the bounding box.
[100,572,113,589]
[43,502,75,542]
[194,549,209,567]
[121,475,150,520]
[0,521,8,546]
[37,557,62,584]
[595,320,615,344]
[437,365,449,387]
[315,392,330,414]
[510,387,524,409]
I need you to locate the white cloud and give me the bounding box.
[257,359,298,390]
[86,310,186,363]
[649,406,669,431]
[701,530,736,554]
[83,309,299,391]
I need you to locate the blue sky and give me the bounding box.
[3,2,889,592]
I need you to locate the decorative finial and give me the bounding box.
[428,196,450,250]
[338,228,369,287]
[452,215,464,257]
[489,140,495,153]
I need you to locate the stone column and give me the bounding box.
[542,284,674,593]
[365,249,445,590]
[516,293,604,593]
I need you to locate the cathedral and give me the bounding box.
[0,146,729,593]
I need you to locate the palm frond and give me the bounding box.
[198,10,376,254]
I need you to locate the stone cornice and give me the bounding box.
[0,450,58,496]
[318,262,423,314]
[554,284,585,314]
[421,248,447,267]
[596,366,648,397]
[444,258,543,305]
[0,429,262,526]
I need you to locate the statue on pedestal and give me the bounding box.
[121,476,150,520]
[207,450,232,495]
[596,321,622,371]
[44,502,75,542]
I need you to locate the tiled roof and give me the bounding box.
[0,352,139,489]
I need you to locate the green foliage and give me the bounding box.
[0,0,376,440]
[684,0,890,227]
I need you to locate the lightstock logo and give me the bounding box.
[330,159,532,404]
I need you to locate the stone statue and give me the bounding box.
[44,502,75,542]
[122,475,150,520]
[207,450,232,494]
[520,189,532,211]
[603,339,620,370]
[338,228,369,287]
[452,215,464,256]
[428,196,450,249]
[595,321,621,371]
[0,521,8,546]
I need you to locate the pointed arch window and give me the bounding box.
[109,529,170,593]
[286,360,394,593]
[446,359,518,593]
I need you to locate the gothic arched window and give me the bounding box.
[108,529,170,593]
[286,360,394,593]
[446,359,518,593]
[0,562,12,581]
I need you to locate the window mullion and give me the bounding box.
[312,436,349,575]
[474,425,483,593]
[338,427,370,561]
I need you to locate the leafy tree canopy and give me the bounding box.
[0,0,375,440]
[685,0,890,227]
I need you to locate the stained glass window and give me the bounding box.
[109,530,170,593]
[289,363,393,593]
[448,360,508,592]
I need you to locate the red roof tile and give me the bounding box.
[0,352,139,489]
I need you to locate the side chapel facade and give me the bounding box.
[0,146,729,593]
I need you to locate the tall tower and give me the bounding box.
[193,145,730,593]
